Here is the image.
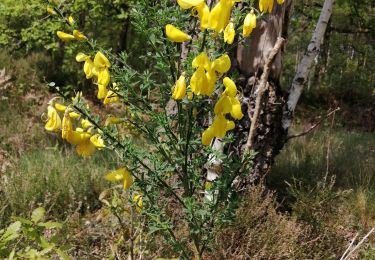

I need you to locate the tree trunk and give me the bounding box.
[233,0,335,188]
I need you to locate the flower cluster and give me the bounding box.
[44,98,105,157]
[164,0,288,145]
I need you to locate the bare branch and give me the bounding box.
[245,37,285,150]
[287,107,340,140]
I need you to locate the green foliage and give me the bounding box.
[0,207,69,259]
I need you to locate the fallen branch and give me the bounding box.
[287,107,340,140]
[340,228,375,260]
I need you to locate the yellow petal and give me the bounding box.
[243,10,257,37]
[45,106,61,132]
[212,54,231,74]
[202,127,214,146]
[192,52,210,70]
[123,170,134,190]
[47,7,56,15]
[81,119,92,129]
[277,0,285,4]
[177,0,204,9]
[214,95,232,115]
[62,113,73,139]
[103,90,120,105]
[73,30,87,41]
[194,3,210,30]
[98,68,110,87]
[132,194,143,212]
[226,120,235,131]
[223,77,237,97]
[54,103,67,112]
[76,139,96,157]
[69,111,80,119]
[172,75,187,100]
[211,115,228,138]
[94,51,111,69]
[165,24,191,43]
[230,97,244,120]
[68,16,75,25]
[83,59,95,79]
[90,134,105,148]
[66,130,91,145]
[224,22,235,44]
[190,67,208,95]
[97,84,108,100]
[56,31,75,42]
[105,116,123,126]
[105,168,126,181]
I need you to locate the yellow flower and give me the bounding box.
[56,31,75,42]
[224,22,235,44]
[105,116,123,126]
[243,10,257,37]
[259,0,274,13]
[73,30,87,41]
[277,0,285,4]
[54,102,67,112]
[193,3,210,31]
[94,51,111,69]
[98,68,110,87]
[62,112,73,140]
[205,68,217,96]
[172,74,187,100]
[211,54,231,73]
[211,115,231,138]
[190,67,209,95]
[75,53,95,79]
[76,139,96,157]
[90,134,105,148]
[132,194,143,212]
[230,97,243,120]
[223,77,237,97]
[104,168,133,190]
[192,52,210,70]
[202,127,214,146]
[68,16,75,25]
[81,119,92,129]
[69,111,81,119]
[103,90,120,105]
[214,95,232,115]
[208,0,239,33]
[165,24,191,43]
[47,7,56,15]
[45,106,61,132]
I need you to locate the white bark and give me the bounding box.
[282,0,335,130]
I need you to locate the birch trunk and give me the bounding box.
[282,0,335,131]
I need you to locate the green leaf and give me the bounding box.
[31,207,45,223]
[1,221,21,242]
[55,248,72,260]
[12,216,33,225]
[38,221,63,229]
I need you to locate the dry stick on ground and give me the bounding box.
[287,107,341,140]
[340,228,375,260]
[245,37,285,151]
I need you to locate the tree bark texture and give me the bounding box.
[233,0,334,187]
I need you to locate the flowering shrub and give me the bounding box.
[43,0,284,258]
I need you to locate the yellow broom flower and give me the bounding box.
[165,24,191,43]
[56,31,75,42]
